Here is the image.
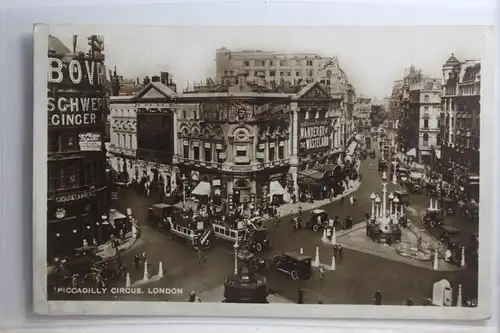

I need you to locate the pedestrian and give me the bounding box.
[349,195,354,205]
[319,265,325,279]
[338,245,344,261]
[333,245,339,258]
[133,254,140,270]
[374,289,383,305]
[406,297,414,306]
[340,196,344,204]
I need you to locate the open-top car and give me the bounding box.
[438,225,462,249]
[272,252,312,280]
[305,209,328,231]
[422,207,444,228]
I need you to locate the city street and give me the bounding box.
[47,149,477,305]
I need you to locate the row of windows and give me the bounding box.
[242,59,315,67]
[48,159,104,192]
[114,133,136,150]
[48,134,81,153]
[111,109,135,118]
[181,142,286,162]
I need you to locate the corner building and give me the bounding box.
[47,36,108,258]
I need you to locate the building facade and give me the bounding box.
[354,95,372,134]
[109,79,347,208]
[439,54,480,191]
[214,48,357,146]
[408,78,442,164]
[47,35,109,257]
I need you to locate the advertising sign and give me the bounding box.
[47,56,108,127]
[299,119,332,152]
[78,132,102,151]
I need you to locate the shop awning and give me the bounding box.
[298,169,325,180]
[406,148,416,157]
[269,180,286,196]
[312,164,339,172]
[191,181,211,196]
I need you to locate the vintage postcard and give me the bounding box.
[33,24,493,319]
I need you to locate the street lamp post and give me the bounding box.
[370,192,376,216]
[375,195,381,217]
[393,196,400,217]
[381,172,388,217]
[388,192,395,214]
[233,242,239,275]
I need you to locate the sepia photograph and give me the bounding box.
[33,25,493,319]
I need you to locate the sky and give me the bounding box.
[50,25,487,100]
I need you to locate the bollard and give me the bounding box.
[125,272,131,288]
[312,247,320,267]
[158,261,164,278]
[330,254,336,271]
[331,228,337,245]
[300,248,304,255]
[321,229,328,243]
[143,260,149,281]
[456,284,463,307]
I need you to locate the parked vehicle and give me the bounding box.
[272,252,312,280]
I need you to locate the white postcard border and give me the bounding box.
[33,24,494,320]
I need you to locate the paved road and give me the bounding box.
[48,154,478,305]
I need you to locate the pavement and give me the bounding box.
[47,152,478,305]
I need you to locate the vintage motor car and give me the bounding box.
[378,159,388,172]
[438,225,462,250]
[147,203,182,229]
[394,190,410,206]
[272,252,312,280]
[421,207,444,228]
[442,197,456,216]
[305,209,329,231]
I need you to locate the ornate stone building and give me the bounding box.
[439,54,480,197]
[109,79,345,208]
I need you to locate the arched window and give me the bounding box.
[423,133,429,146]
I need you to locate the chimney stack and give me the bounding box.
[151,75,160,83]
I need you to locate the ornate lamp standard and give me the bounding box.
[393,196,400,217]
[233,242,239,275]
[370,192,377,217]
[375,195,381,217]
[388,192,395,214]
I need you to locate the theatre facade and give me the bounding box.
[109,80,346,209]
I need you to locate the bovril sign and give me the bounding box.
[299,120,332,152]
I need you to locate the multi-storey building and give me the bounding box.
[354,95,372,134]
[109,78,348,208]
[439,54,480,198]
[214,48,356,147]
[47,35,109,258]
[408,78,442,164]
[397,66,424,155]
